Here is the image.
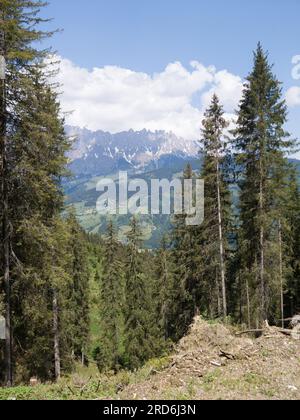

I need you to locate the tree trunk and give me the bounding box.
[216,160,227,318]
[0,20,12,387]
[216,270,221,318]
[52,290,61,381]
[278,221,284,329]
[239,272,242,324]
[246,278,251,329]
[259,158,265,322]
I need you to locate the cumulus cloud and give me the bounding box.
[53,56,243,139]
[285,55,300,109]
[286,86,300,107]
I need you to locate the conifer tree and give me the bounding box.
[233,44,298,325]
[66,211,90,364]
[0,0,52,385]
[154,236,174,340]
[11,74,73,382]
[13,216,72,382]
[285,171,300,315]
[0,1,79,384]
[199,94,231,319]
[170,164,201,341]
[98,221,125,372]
[124,217,152,370]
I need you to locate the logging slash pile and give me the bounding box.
[119,317,300,400]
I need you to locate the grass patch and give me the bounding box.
[0,356,172,401]
[202,369,222,392]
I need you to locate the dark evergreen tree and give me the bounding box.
[153,236,174,340]
[66,211,90,364]
[98,221,125,372]
[124,217,153,370]
[0,1,91,384]
[233,44,299,326]
[285,171,300,316]
[0,0,55,386]
[199,94,232,319]
[170,164,201,341]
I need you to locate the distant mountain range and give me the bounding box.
[64,126,300,248]
[66,126,199,177]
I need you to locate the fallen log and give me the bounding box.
[278,328,293,336]
[277,316,300,328]
[237,328,296,337]
[235,329,264,336]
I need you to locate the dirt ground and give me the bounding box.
[119,317,300,400]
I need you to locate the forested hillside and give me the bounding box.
[0,1,300,399]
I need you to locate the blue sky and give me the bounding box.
[43,0,300,156]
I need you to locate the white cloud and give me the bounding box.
[286,86,300,107]
[201,70,243,112]
[291,55,300,80]
[53,56,244,139]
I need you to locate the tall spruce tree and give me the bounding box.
[233,44,298,325]
[98,221,125,372]
[124,217,152,370]
[286,171,300,316]
[66,211,90,364]
[199,94,231,319]
[0,1,89,384]
[11,74,73,382]
[0,0,55,386]
[154,236,174,341]
[170,164,201,341]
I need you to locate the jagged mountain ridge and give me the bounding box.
[64,127,300,248]
[66,126,199,177]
